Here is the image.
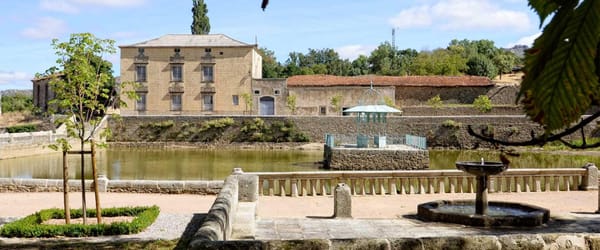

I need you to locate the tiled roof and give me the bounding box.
[120,34,254,48]
[286,75,493,87]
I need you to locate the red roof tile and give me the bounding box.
[286,75,492,87]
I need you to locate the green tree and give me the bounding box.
[466,54,497,79]
[191,0,210,35]
[493,51,518,79]
[1,93,33,113]
[258,47,283,78]
[286,94,297,114]
[350,55,371,76]
[45,33,135,225]
[241,93,253,114]
[330,94,343,114]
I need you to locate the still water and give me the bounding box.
[1,149,599,180]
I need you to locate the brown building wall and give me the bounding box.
[288,86,396,116]
[120,46,261,115]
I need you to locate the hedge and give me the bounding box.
[0,206,159,238]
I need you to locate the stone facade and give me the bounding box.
[288,86,396,116]
[119,34,262,116]
[31,76,56,113]
[324,145,429,170]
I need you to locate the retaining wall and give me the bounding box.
[324,145,429,170]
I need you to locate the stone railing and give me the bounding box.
[0,177,223,195]
[254,164,598,196]
[190,169,259,246]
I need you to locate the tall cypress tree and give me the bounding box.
[191,0,210,35]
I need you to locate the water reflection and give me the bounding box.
[1,149,599,180]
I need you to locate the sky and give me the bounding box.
[0,0,542,91]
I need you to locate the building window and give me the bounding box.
[253,89,261,95]
[171,94,182,111]
[136,93,146,111]
[135,65,147,82]
[202,65,214,82]
[205,48,212,53]
[203,94,214,111]
[232,95,239,106]
[319,106,327,115]
[171,65,183,82]
[274,89,281,95]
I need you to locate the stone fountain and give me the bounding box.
[417,160,550,227]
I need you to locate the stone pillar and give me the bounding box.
[582,163,598,190]
[333,183,352,218]
[97,175,109,192]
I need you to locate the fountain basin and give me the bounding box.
[456,161,507,176]
[417,200,550,227]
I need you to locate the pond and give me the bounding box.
[0,149,599,180]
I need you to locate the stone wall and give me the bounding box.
[108,115,598,149]
[188,235,600,250]
[324,146,429,170]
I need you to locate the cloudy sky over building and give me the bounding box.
[0,0,540,90]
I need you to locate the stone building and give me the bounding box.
[119,34,262,115]
[284,75,494,116]
[31,75,57,113]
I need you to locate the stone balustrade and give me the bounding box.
[253,164,598,196]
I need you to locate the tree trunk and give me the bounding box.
[80,141,87,225]
[62,150,70,224]
[91,140,102,224]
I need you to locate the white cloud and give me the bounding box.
[0,71,30,85]
[336,45,376,61]
[506,32,541,47]
[389,0,532,31]
[389,6,432,29]
[20,17,68,39]
[40,0,146,13]
[40,0,79,14]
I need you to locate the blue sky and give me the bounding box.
[0,0,541,91]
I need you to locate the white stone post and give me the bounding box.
[333,183,352,218]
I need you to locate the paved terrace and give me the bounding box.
[1,191,599,245]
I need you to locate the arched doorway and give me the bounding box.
[259,96,275,115]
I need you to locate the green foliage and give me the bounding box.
[409,49,466,76]
[427,95,443,109]
[519,0,600,132]
[241,93,253,114]
[473,95,493,113]
[236,118,309,142]
[42,33,134,152]
[138,120,175,141]
[0,206,159,238]
[383,96,399,109]
[177,118,235,142]
[466,54,497,79]
[191,0,210,34]
[286,94,297,114]
[442,119,462,129]
[1,93,33,113]
[259,47,283,78]
[7,124,37,133]
[330,94,343,113]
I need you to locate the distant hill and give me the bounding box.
[504,45,528,58]
[1,89,32,97]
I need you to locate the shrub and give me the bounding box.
[442,119,461,129]
[473,95,492,113]
[7,124,37,133]
[427,95,443,109]
[236,118,309,142]
[0,206,159,238]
